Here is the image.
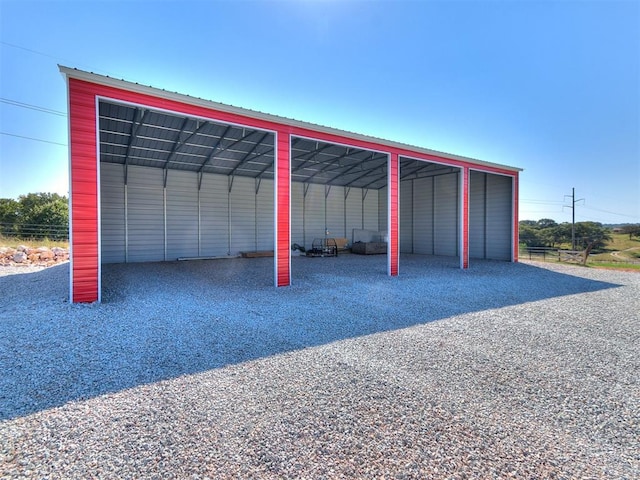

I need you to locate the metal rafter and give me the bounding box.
[197,125,232,174]
[401,165,455,180]
[214,129,263,158]
[123,108,147,184]
[344,159,388,187]
[291,144,337,173]
[228,132,271,176]
[324,152,383,185]
[164,117,191,172]
[361,169,388,189]
[301,148,365,183]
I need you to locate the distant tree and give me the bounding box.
[519,221,545,247]
[0,193,68,240]
[536,218,557,229]
[0,198,20,235]
[621,224,640,240]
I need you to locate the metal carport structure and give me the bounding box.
[61,66,521,303]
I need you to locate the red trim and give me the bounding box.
[276,131,291,286]
[461,167,470,269]
[389,153,399,276]
[513,172,519,262]
[69,79,99,302]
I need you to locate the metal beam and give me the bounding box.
[400,165,455,180]
[338,159,387,187]
[360,169,388,189]
[164,120,210,165]
[324,152,383,185]
[124,108,147,184]
[198,124,232,174]
[303,148,363,183]
[228,131,270,176]
[291,143,337,173]
[164,117,191,178]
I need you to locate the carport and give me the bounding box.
[61,66,521,303]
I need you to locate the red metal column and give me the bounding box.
[513,172,519,263]
[275,130,291,286]
[461,167,470,269]
[68,78,100,302]
[388,152,399,276]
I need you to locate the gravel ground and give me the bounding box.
[1,255,638,479]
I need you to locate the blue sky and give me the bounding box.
[1,0,638,224]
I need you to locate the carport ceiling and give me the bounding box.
[99,100,452,190]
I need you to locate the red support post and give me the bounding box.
[461,167,470,269]
[513,172,519,263]
[68,79,100,303]
[275,131,291,286]
[388,152,399,276]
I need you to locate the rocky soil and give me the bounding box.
[0,245,69,267]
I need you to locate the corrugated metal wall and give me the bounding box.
[378,186,388,233]
[127,166,165,262]
[399,180,413,253]
[290,182,380,249]
[229,176,256,254]
[101,164,385,262]
[399,172,459,257]
[102,165,512,264]
[485,173,512,260]
[433,173,458,256]
[469,171,512,260]
[200,173,229,256]
[469,171,486,259]
[412,177,435,254]
[166,170,198,259]
[100,163,125,263]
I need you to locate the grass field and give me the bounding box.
[520,233,640,270]
[0,234,69,250]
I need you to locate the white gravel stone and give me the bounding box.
[0,255,638,479]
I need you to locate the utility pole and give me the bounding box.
[564,187,584,250]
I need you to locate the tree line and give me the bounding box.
[0,193,69,240]
[520,218,640,251]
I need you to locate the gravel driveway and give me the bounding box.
[1,255,638,478]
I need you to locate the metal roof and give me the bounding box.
[65,66,521,190]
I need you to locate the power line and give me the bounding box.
[0,40,117,77]
[581,205,639,220]
[0,97,66,116]
[0,132,67,146]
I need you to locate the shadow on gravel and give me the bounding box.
[0,256,624,420]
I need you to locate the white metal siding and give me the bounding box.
[127,166,165,262]
[345,187,362,243]
[229,176,256,255]
[400,180,413,253]
[363,189,378,232]
[166,170,198,259]
[434,173,458,257]
[200,173,229,256]
[291,182,305,247]
[256,178,274,251]
[378,186,388,233]
[326,185,345,238]
[486,174,512,260]
[469,171,486,259]
[304,183,326,249]
[100,163,125,263]
[413,176,434,255]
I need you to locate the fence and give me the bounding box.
[0,223,69,241]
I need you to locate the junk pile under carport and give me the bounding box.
[351,229,388,255]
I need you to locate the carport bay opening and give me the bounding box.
[63,66,521,302]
